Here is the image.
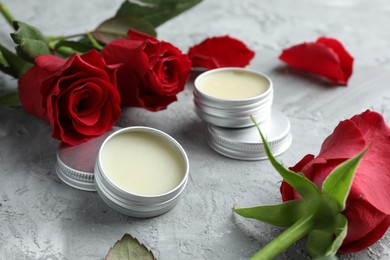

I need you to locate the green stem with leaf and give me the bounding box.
[251,214,315,259]
[234,116,367,259]
[0,2,14,26]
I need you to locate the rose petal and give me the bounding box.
[128,29,156,42]
[316,37,353,83]
[138,92,177,112]
[188,53,221,69]
[340,198,390,253]
[349,112,390,215]
[66,81,104,126]
[279,37,353,85]
[340,215,390,253]
[18,66,51,120]
[188,35,255,69]
[35,54,66,72]
[18,54,67,120]
[318,120,366,160]
[102,38,148,106]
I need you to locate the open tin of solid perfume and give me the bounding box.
[193,67,292,160]
[194,67,273,128]
[56,126,189,218]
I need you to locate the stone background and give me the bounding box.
[0,0,389,259]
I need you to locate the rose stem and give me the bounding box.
[0,2,14,27]
[251,214,315,260]
[55,46,78,57]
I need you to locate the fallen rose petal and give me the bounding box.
[188,35,255,69]
[279,37,353,85]
[316,37,353,83]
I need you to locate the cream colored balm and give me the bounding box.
[101,131,185,196]
[197,70,269,100]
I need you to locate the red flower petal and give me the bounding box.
[279,37,354,85]
[188,35,255,69]
[316,37,353,83]
[318,120,366,160]
[127,29,156,42]
[340,215,390,253]
[18,66,51,120]
[340,198,390,253]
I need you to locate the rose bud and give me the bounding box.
[18,50,122,145]
[188,35,255,69]
[281,110,390,253]
[102,29,191,111]
[279,37,354,85]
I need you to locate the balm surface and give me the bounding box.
[197,70,269,100]
[101,131,185,196]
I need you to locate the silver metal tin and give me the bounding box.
[94,127,189,218]
[56,127,120,191]
[206,109,292,160]
[194,67,273,128]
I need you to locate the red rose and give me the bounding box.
[279,37,354,85]
[281,110,390,253]
[102,29,191,111]
[188,35,255,69]
[18,50,122,145]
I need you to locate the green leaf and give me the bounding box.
[106,233,155,260]
[325,214,348,256]
[322,148,367,211]
[234,200,306,227]
[54,40,95,54]
[307,228,334,257]
[0,92,21,107]
[313,256,339,260]
[116,0,202,27]
[0,43,32,78]
[250,214,316,260]
[11,20,51,62]
[92,16,156,44]
[0,51,14,76]
[0,2,15,27]
[250,116,321,199]
[86,33,104,50]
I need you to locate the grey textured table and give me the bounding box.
[1,0,389,259]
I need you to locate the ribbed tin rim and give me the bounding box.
[195,106,272,128]
[55,127,120,191]
[56,154,96,191]
[194,96,273,117]
[95,170,187,214]
[94,126,189,217]
[206,109,292,160]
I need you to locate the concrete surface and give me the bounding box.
[1,0,390,259]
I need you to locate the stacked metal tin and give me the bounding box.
[193,67,292,160]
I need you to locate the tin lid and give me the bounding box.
[55,127,121,191]
[206,109,292,160]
